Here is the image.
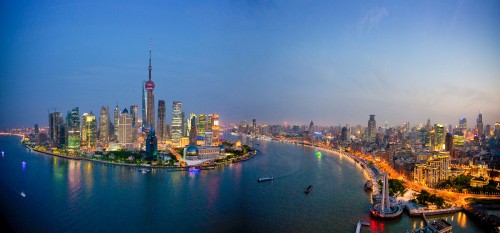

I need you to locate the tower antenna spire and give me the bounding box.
[148,38,152,81]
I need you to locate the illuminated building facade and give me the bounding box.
[434,124,445,151]
[198,114,207,137]
[413,153,450,187]
[83,112,97,149]
[210,114,220,146]
[171,101,182,141]
[66,107,81,149]
[99,106,110,146]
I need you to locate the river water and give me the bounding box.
[0,135,483,232]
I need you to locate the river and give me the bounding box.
[0,135,484,232]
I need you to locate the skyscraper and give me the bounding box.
[189,116,198,146]
[130,105,138,128]
[210,114,220,146]
[142,81,147,129]
[187,113,196,137]
[198,114,207,137]
[459,117,467,132]
[99,106,110,146]
[252,119,257,135]
[308,121,314,142]
[157,100,166,140]
[49,112,63,144]
[477,113,483,137]
[81,113,88,148]
[181,112,187,137]
[171,101,182,141]
[368,115,376,142]
[114,104,119,140]
[66,107,81,149]
[145,43,155,130]
[434,124,445,151]
[117,108,133,147]
[86,112,97,149]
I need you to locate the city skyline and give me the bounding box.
[1,1,499,128]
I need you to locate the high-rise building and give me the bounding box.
[58,125,66,147]
[34,124,39,136]
[130,105,138,128]
[145,129,158,159]
[99,106,110,146]
[145,44,155,131]
[368,115,376,142]
[495,122,500,138]
[66,107,81,149]
[434,124,445,151]
[171,101,182,141]
[189,116,198,146]
[142,81,147,129]
[157,100,166,140]
[117,108,133,147]
[476,113,483,137]
[210,114,220,146]
[86,112,97,149]
[49,112,63,144]
[198,114,207,137]
[252,119,257,135]
[459,117,467,132]
[187,113,196,137]
[308,121,314,142]
[445,133,453,153]
[181,112,187,137]
[113,104,119,140]
[81,113,88,148]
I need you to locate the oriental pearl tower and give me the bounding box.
[145,42,155,131]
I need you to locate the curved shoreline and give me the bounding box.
[27,143,257,171]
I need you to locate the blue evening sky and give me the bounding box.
[1,1,499,128]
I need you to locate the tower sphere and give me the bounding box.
[145,80,155,90]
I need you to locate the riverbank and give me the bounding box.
[28,143,258,171]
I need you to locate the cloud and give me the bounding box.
[359,7,389,29]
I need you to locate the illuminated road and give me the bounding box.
[351,151,500,206]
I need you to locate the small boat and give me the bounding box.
[257,177,274,183]
[189,167,201,173]
[364,180,373,190]
[361,221,370,226]
[139,168,150,174]
[305,185,313,193]
[20,192,26,197]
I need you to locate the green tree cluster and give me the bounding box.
[414,190,445,208]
